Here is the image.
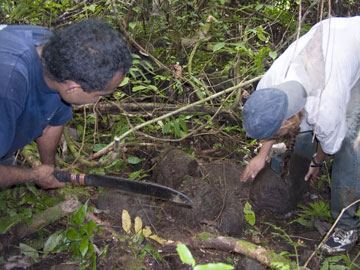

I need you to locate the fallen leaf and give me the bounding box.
[134,216,143,234]
[149,234,169,245]
[122,210,131,234]
[142,226,152,237]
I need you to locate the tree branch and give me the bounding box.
[88,75,262,160]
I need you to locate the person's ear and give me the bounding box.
[64,80,82,94]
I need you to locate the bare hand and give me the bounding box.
[304,166,320,181]
[241,155,266,182]
[32,165,65,189]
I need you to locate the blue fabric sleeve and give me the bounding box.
[0,99,22,158]
[49,102,72,126]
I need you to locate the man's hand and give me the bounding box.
[0,164,65,188]
[241,155,266,182]
[305,145,326,181]
[304,166,320,181]
[32,165,65,189]
[241,139,275,182]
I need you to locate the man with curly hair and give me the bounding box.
[0,19,132,188]
[241,16,360,254]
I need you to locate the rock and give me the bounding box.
[164,161,246,237]
[153,148,201,189]
[236,256,266,270]
[165,177,224,228]
[219,196,244,237]
[249,152,311,214]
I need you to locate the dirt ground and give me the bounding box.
[2,146,360,270]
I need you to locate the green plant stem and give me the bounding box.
[89,75,262,161]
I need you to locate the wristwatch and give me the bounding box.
[310,153,323,168]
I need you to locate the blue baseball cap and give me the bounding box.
[242,81,306,140]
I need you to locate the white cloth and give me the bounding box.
[257,16,360,154]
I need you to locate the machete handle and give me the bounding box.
[53,170,86,185]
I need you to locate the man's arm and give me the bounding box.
[304,143,326,181]
[0,164,64,188]
[0,125,66,188]
[36,125,64,164]
[241,140,276,182]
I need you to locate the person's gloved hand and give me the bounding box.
[32,165,66,189]
[241,155,266,182]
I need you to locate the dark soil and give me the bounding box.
[2,147,359,270]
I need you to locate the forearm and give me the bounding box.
[313,143,326,164]
[0,165,36,187]
[304,142,326,181]
[36,125,64,165]
[258,139,276,160]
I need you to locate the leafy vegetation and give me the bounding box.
[176,243,234,270]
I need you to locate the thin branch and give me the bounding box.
[304,198,360,268]
[88,76,262,160]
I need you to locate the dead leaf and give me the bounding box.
[134,216,143,234]
[142,226,152,238]
[149,234,169,245]
[122,210,131,234]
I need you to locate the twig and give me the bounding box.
[180,235,310,270]
[73,102,229,116]
[304,198,360,268]
[88,76,262,160]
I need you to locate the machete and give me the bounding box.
[53,171,193,208]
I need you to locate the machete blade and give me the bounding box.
[54,171,193,208]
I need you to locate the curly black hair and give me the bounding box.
[42,19,132,92]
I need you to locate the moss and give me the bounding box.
[197,232,214,240]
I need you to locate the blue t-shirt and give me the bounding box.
[0,25,72,159]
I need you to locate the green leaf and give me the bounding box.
[0,215,21,233]
[83,4,97,12]
[256,26,267,42]
[25,183,40,198]
[194,263,234,270]
[66,227,82,241]
[176,244,195,267]
[213,42,225,52]
[255,4,263,11]
[244,202,256,226]
[143,244,164,262]
[290,217,312,228]
[173,120,181,138]
[93,144,106,152]
[132,85,148,92]
[20,243,39,262]
[320,261,329,270]
[127,156,144,165]
[162,123,171,134]
[148,85,159,93]
[179,118,188,134]
[85,220,98,237]
[80,238,89,257]
[129,22,137,30]
[72,201,88,225]
[119,77,129,87]
[129,169,144,180]
[43,230,64,254]
[269,51,278,60]
[324,256,343,263]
